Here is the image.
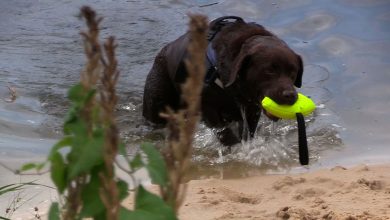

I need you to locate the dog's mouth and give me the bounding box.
[263,109,280,122]
[261,91,298,121]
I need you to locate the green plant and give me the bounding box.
[11,6,208,220]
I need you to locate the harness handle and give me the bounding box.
[208,16,244,41]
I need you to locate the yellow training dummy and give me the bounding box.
[261,93,316,119]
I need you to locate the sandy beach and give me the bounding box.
[123,164,390,220]
[178,164,390,220]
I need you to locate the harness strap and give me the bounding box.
[205,16,244,89]
[174,16,245,89]
[205,43,220,86]
[207,16,244,41]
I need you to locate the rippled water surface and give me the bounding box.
[1,0,390,217]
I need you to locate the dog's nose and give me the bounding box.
[281,90,297,105]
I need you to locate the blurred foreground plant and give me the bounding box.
[11,6,208,220]
[159,14,208,212]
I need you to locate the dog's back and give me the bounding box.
[142,17,263,125]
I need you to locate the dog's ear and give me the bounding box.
[223,48,253,87]
[295,55,303,88]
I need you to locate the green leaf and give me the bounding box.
[0,216,11,220]
[19,162,46,172]
[134,185,176,220]
[84,88,97,103]
[67,84,96,105]
[130,153,144,171]
[67,129,104,179]
[117,180,129,201]
[141,143,168,187]
[65,122,89,164]
[63,107,80,135]
[0,182,53,196]
[50,152,67,193]
[49,136,73,160]
[68,84,85,103]
[90,104,101,123]
[48,202,60,220]
[20,163,38,171]
[119,207,165,220]
[118,142,127,156]
[68,84,83,101]
[80,176,129,218]
[36,162,46,171]
[0,183,25,196]
[64,117,88,141]
[80,172,105,218]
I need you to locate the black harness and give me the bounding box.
[174,16,244,88]
[204,16,244,87]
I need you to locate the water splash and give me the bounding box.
[196,67,336,169]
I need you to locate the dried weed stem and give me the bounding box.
[62,6,103,220]
[99,36,121,220]
[68,6,120,220]
[160,14,208,212]
[4,86,17,103]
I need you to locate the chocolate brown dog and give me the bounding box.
[143,16,303,146]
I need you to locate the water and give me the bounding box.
[1,0,390,217]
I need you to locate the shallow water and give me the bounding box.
[1,0,390,217]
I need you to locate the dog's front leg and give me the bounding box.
[241,103,261,140]
[216,123,241,147]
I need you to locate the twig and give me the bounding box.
[99,35,121,220]
[0,162,49,176]
[3,86,17,103]
[114,160,137,187]
[199,2,219,7]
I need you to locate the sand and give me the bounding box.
[124,164,390,220]
[177,164,390,220]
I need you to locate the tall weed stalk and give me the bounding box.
[160,14,208,212]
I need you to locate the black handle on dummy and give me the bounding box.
[296,113,309,165]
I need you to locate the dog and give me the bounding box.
[142,16,303,146]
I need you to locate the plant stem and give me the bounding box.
[160,14,208,212]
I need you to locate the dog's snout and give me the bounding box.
[283,90,297,101]
[278,89,297,105]
[267,89,297,106]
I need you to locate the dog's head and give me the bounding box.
[222,36,303,120]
